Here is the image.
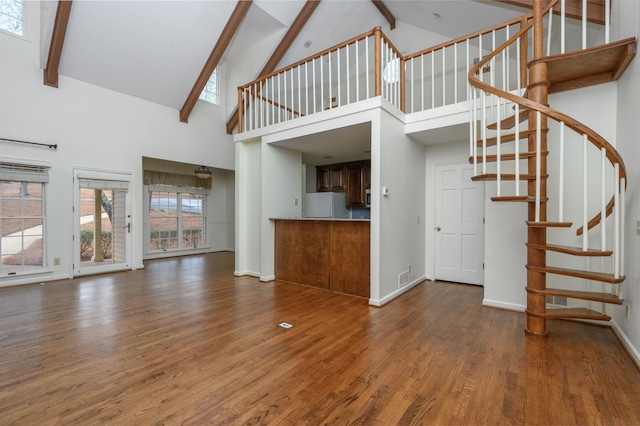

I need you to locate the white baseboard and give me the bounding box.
[0,272,71,288]
[611,320,640,369]
[369,276,425,307]
[260,275,275,282]
[482,298,526,312]
[234,270,260,278]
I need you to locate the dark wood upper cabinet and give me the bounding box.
[316,160,370,207]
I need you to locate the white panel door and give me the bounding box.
[435,163,484,285]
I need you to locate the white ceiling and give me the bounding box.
[42,0,531,163]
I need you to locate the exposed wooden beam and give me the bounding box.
[226,0,320,134]
[496,0,606,25]
[371,0,396,30]
[180,0,253,123]
[43,0,73,88]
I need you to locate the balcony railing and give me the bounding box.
[236,0,609,133]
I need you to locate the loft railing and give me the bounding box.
[468,0,625,279]
[237,0,610,133]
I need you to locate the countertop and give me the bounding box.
[270,217,370,222]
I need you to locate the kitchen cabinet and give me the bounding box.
[316,160,371,207]
[346,164,365,207]
[316,165,345,192]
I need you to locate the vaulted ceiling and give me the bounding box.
[40,0,530,121]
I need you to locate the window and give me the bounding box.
[0,0,23,36]
[0,163,49,275]
[199,67,219,104]
[148,189,206,252]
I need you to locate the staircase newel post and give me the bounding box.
[374,27,382,97]
[525,0,550,337]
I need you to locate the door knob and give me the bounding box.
[436,226,441,231]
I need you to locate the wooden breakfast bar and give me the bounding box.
[273,219,370,298]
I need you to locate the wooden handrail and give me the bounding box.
[468,0,627,234]
[239,29,377,91]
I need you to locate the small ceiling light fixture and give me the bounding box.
[195,165,212,179]
[433,12,441,21]
[304,40,312,48]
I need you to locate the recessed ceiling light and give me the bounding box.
[433,12,441,21]
[304,40,312,48]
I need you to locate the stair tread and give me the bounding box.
[528,287,623,304]
[476,129,543,147]
[527,243,613,256]
[472,173,546,182]
[492,196,549,202]
[526,221,573,228]
[487,108,530,130]
[532,37,637,94]
[468,151,548,164]
[527,264,625,284]
[539,307,611,321]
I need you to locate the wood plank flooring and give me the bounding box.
[1,252,639,425]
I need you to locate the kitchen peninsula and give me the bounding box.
[273,218,370,298]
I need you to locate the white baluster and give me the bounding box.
[411,58,414,113]
[304,62,308,116]
[473,87,478,176]
[497,98,502,197]
[328,51,332,109]
[421,54,424,111]
[431,52,435,108]
[515,104,520,196]
[442,47,446,106]
[355,40,360,102]
[312,59,317,114]
[561,0,566,54]
[582,0,587,49]
[516,37,521,91]
[365,36,370,99]
[297,65,301,117]
[547,6,553,56]
[466,39,469,102]
[482,90,487,174]
[535,111,541,222]
[605,0,610,44]
[346,43,350,105]
[559,122,565,221]
[320,55,324,110]
[337,47,341,107]
[621,177,626,276]
[601,148,607,251]
[454,43,458,103]
[614,163,620,278]
[583,134,589,250]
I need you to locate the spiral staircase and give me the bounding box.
[468,1,636,336]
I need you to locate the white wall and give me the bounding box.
[372,108,426,305]
[0,5,234,286]
[612,0,640,363]
[260,143,303,281]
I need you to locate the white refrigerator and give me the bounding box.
[304,192,349,218]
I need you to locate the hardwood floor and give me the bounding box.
[1,252,639,425]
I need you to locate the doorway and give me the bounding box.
[434,163,484,285]
[73,169,132,276]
